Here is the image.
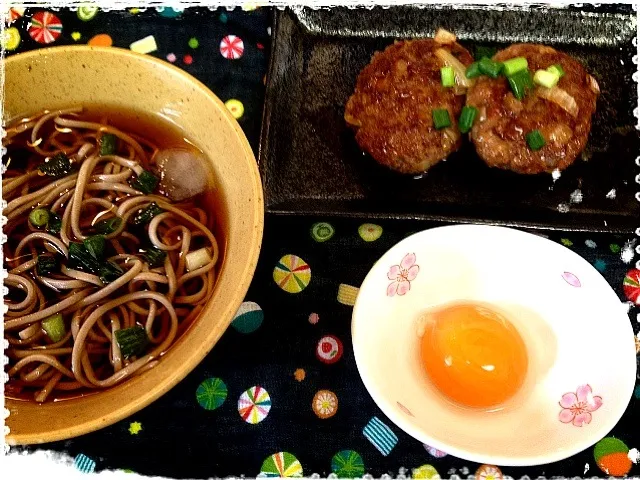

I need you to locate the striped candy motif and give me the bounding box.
[8,7,25,23]
[28,11,63,45]
[74,453,96,474]
[623,269,640,304]
[238,385,271,424]
[273,254,311,293]
[260,452,303,477]
[220,35,244,59]
[363,416,398,456]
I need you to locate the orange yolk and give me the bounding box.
[420,302,529,409]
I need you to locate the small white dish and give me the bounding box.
[352,224,636,466]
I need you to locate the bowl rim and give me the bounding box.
[3,45,264,445]
[351,224,636,467]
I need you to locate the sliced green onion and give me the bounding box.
[185,247,213,272]
[68,242,102,274]
[99,261,124,284]
[440,66,455,87]
[130,170,159,194]
[42,313,66,343]
[432,109,451,130]
[29,208,50,228]
[46,212,62,235]
[38,153,72,178]
[478,57,503,79]
[99,133,118,155]
[36,254,58,276]
[144,247,167,268]
[458,106,478,134]
[83,235,106,260]
[547,64,565,78]
[533,69,560,89]
[508,69,534,100]
[115,326,149,359]
[94,217,122,235]
[475,46,497,61]
[526,130,546,151]
[465,62,482,79]
[132,202,163,226]
[502,57,528,76]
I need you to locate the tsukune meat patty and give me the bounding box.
[466,43,600,174]
[344,32,475,175]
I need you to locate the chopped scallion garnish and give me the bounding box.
[99,261,124,284]
[83,235,106,260]
[36,254,58,276]
[458,106,478,134]
[99,133,118,156]
[441,66,455,87]
[132,202,164,226]
[38,153,72,178]
[130,170,159,194]
[144,247,167,268]
[508,69,534,100]
[533,69,560,89]
[475,46,497,61]
[478,57,503,78]
[432,108,451,130]
[94,217,122,235]
[526,130,546,151]
[547,64,565,78]
[46,212,62,235]
[115,326,149,358]
[29,207,50,228]
[502,57,528,76]
[42,313,66,343]
[465,62,482,79]
[68,242,102,274]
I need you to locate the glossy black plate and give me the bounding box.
[259,4,638,233]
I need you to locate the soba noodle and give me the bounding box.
[3,107,219,402]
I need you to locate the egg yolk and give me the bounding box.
[420,302,529,409]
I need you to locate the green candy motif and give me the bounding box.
[311,222,335,242]
[196,377,228,410]
[359,223,383,242]
[331,450,365,478]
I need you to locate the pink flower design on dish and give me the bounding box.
[558,384,603,427]
[387,253,419,297]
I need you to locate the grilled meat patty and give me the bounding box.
[466,44,600,174]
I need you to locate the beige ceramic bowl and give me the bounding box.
[3,46,264,444]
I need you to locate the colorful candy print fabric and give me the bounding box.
[10,7,640,480]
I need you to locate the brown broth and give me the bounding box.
[4,104,228,402]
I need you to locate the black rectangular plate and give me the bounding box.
[259,4,639,233]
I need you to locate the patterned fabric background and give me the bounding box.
[5,6,640,479]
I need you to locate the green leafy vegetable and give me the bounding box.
[508,69,535,100]
[465,62,482,79]
[458,106,478,134]
[94,217,122,235]
[526,130,546,151]
[68,242,102,274]
[42,313,66,343]
[130,170,159,194]
[83,235,106,260]
[36,254,58,276]
[502,57,528,76]
[38,153,72,178]
[29,208,49,228]
[475,45,497,61]
[432,109,451,130]
[99,261,124,284]
[144,247,167,268]
[132,202,163,226]
[46,212,62,235]
[478,57,503,78]
[115,326,149,358]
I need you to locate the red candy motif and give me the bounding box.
[28,11,63,45]
[220,35,244,59]
[623,269,640,304]
[316,335,343,364]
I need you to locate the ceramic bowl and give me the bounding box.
[352,225,636,466]
[3,46,264,444]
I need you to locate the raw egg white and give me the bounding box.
[419,302,530,410]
